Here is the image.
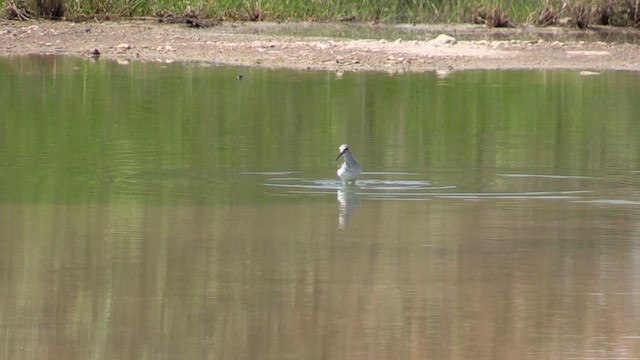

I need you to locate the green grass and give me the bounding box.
[3,0,640,27]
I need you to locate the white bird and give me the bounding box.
[336,144,361,185]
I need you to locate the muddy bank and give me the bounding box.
[1,19,639,72]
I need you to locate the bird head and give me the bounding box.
[336,144,349,161]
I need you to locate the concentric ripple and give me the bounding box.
[253,171,634,204]
[261,171,444,201]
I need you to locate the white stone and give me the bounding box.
[427,34,457,46]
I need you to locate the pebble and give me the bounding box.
[427,34,457,46]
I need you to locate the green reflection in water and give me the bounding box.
[1,57,640,205]
[2,56,640,359]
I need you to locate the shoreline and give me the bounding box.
[2,19,640,72]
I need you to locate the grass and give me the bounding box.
[3,0,640,27]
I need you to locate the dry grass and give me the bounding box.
[156,5,221,27]
[35,0,62,18]
[593,0,640,26]
[534,0,640,28]
[471,5,517,27]
[3,0,640,28]
[4,0,32,20]
[537,5,559,25]
[243,1,263,21]
[568,3,592,28]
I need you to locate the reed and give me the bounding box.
[3,0,640,27]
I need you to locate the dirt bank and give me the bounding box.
[1,19,639,72]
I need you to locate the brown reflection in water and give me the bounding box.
[0,200,640,359]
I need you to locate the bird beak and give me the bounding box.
[336,148,347,161]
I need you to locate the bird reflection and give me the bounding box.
[337,186,361,230]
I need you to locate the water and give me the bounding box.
[2,56,640,359]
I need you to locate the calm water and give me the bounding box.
[2,56,640,359]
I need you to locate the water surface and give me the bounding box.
[2,56,640,359]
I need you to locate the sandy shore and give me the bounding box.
[1,19,639,72]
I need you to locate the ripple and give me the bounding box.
[368,197,433,201]
[241,171,300,176]
[265,178,439,193]
[263,175,453,201]
[435,190,591,197]
[497,173,592,180]
[576,199,640,206]
[364,171,419,175]
[257,171,602,203]
[358,179,432,189]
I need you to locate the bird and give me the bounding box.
[336,144,361,185]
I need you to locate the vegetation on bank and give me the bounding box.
[3,0,640,28]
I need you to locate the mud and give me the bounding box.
[1,19,639,73]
